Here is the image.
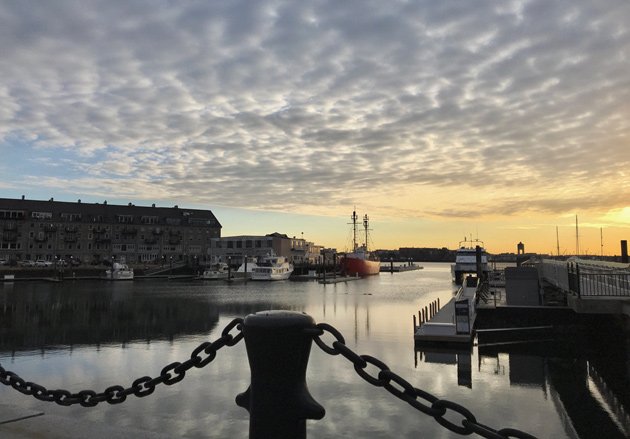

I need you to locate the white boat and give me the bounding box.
[251,255,294,281]
[201,262,230,280]
[236,256,259,278]
[105,262,134,280]
[451,239,489,284]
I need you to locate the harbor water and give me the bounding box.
[1,263,629,438]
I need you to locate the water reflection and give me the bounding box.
[0,282,220,352]
[414,337,630,439]
[1,266,629,438]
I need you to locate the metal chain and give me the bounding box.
[312,323,537,439]
[0,318,243,407]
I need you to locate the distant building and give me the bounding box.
[397,247,456,262]
[0,197,221,265]
[210,232,324,265]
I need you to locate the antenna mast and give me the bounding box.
[601,227,603,257]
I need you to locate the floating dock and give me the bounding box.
[380,263,423,273]
[414,276,480,345]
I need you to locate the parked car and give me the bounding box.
[35,259,53,267]
[18,260,36,267]
[0,259,8,266]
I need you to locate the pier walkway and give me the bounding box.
[539,259,630,316]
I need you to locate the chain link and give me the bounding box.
[0,318,243,407]
[312,323,536,439]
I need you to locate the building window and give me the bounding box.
[31,211,53,219]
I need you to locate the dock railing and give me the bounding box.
[576,271,630,297]
[540,259,630,298]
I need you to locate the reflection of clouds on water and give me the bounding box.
[2,265,626,437]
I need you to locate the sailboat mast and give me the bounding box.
[575,215,579,256]
[556,226,560,256]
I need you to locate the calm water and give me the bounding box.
[1,263,629,438]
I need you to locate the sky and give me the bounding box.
[1,0,629,255]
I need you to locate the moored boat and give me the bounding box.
[339,210,380,276]
[451,239,489,284]
[251,254,293,281]
[201,262,229,280]
[105,262,134,280]
[236,256,259,278]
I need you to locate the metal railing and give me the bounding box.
[540,259,630,298]
[578,272,630,297]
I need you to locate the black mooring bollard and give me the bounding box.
[236,310,325,439]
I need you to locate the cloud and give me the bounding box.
[1,0,629,220]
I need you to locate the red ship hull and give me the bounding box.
[339,255,380,276]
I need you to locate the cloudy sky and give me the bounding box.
[1,0,629,254]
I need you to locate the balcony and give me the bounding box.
[2,232,18,242]
[121,227,138,236]
[3,222,17,231]
[64,235,78,243]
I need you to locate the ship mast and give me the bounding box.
[351,210,358,252]
[363,214,370,252]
